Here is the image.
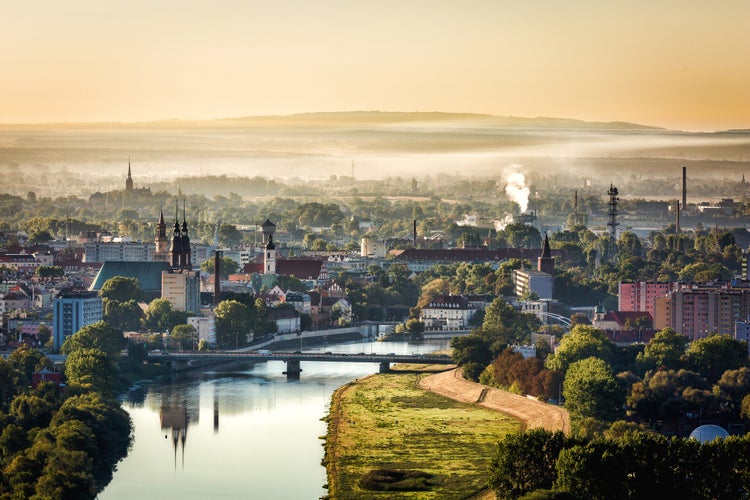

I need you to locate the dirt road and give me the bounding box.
[419,368,570,434]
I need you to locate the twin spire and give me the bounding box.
[170,200,192,270]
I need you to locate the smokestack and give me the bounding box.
[213,250,221,305]
[682,166,686,210]
[413,219,417,248]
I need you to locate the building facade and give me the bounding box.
[52,290,103,350]
[619,281,676,317]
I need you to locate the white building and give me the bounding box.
[420,295,477,330]
[188,316,216,346]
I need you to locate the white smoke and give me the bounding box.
[503,163,530,213]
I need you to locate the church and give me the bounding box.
[90,200,200,315]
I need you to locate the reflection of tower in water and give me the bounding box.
[161,405,188,470]
[159,387,199,471]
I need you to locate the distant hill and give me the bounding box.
[214,111,664,131]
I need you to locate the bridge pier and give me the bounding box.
[284,360,302,381]
[170,360,190,372]
[379,361,390,373]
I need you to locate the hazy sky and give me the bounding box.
[1,1,748,131]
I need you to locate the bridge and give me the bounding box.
[147,351,455,380]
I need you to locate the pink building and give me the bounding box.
[618,281,676,316]
[665,288,750,340]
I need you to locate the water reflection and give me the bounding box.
[100,339,449,499]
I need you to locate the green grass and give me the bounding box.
[324,372,520,499]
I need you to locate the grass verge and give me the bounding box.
[323,371,520,499]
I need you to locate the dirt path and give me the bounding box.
[419,368,570,434]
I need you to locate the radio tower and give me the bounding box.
[607,184,619,262]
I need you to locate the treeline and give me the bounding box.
[489,428,750,499]
[0,329,131,499]
[453,311,750,437]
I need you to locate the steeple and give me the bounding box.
[180,200,192,270]
[126,157,134,191]
[537,232,554,275]
[170,201,183,268]
[155,206,168,258]
[264,234,277,275]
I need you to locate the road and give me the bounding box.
[419,368,570,434]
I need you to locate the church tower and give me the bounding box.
[180,201,192,270]
[170,202,183,269]
[125,157,134,191]
[537,232,555,275]
[264,234,277,275]
[154,206,169,261]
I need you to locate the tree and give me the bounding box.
[35,266,65,279]
[64,348,115,391]
[99,276,145,303]
[545,325,613,374]
[200,256,239,279]
[481,297,540,347]
[7,345,49,380]
[103,298,144,332]
[144,298,179,333]
[60,321,124,359]
[563,357,624,426]
[713,366,750,416]
[488,429,572,499]
[171,324,197,350]
[214,300,252,348]
[635,328,688,373]
[684,334,748,384]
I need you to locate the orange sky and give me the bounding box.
[1,1,748,131]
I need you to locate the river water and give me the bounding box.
[99,338,450,500]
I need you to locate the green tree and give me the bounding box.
[545,325,613,374]
[684,334,748,384]
[171,324,197,350]
[144,298,177,333]
[563,357,623,426]
[35,266,65,279]
[214,300,252,348]
[635,327,688,373]
[99,276,145,303]
[8,345,49,380]
[200,256,239,279]
[64,348,115,391]
[488,429,572,499]
[103,298,144,331]
[60,321,124,359]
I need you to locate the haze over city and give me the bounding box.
[1,1,748,132]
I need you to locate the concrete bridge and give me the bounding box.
[146,350,455,380]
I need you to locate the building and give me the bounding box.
[84,241,154,263]
[361,237,387,258]
[420,295,477,330]
[188,316,216,346]
[619,281,676,317]
[658,287,750,340]
[162,270,201,314]
[52,289,102,350]
[161,203,200,313]
[512,234,555,300]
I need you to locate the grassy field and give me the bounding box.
[323,371,521,499]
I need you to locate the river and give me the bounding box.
[98,338,450,500]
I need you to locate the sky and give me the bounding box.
[1,1,748,131]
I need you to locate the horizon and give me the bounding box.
[1,1,748,133]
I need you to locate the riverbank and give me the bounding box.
[323,368,522,500]
[324,367,570,499]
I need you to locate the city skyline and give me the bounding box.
[1,1,748,132]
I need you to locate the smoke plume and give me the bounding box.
[503,164,530,213]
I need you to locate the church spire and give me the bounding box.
[125,156,134,191]
[181,200,192,270]
[537,232,554,275]
[170,200,183,268]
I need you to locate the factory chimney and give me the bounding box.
[213,250,221,306]
[413,219,417,248]
[682,166,687,211]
